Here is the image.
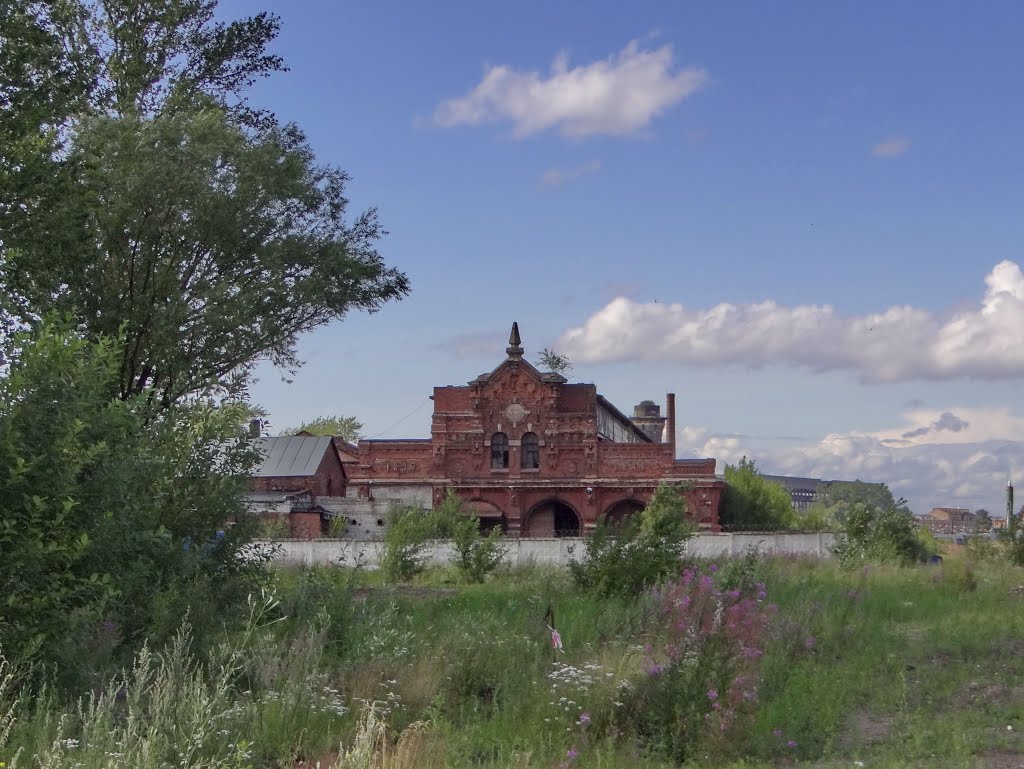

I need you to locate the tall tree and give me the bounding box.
[1,0,408,403]
[720,457,796,530]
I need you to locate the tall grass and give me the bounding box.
[4,555,1024,768]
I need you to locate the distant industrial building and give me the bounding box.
[759,475,886,512]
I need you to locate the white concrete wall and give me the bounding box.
[318,492,432,542]
[262,532,837,568]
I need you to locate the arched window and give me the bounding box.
[521,432,540,469]
[490,432,509,469]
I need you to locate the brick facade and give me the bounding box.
[346,324,723,534]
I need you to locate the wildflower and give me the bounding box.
[707,688,718,700]
[787,740,798,748]
[709,563,718,573]
[578,713,590,725]
[566,747,579,759]
[773,728,782,737]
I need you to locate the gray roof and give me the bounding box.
[253,436,332,477]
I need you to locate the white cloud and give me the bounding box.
[559,261,1024,383]
[679,406,1024,515]
[872,136,911,157]
[433,40,708,138]
[540,159,601,188]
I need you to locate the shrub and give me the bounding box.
[833,502,930,567]
[0,320,265,681]
[997,525,1024,566]
[570,484,696,596]
[434,491,506,583]
[615,566,775,762]
[381,506,436,582]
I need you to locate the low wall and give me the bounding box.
[262,532,836,568]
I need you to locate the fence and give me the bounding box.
[262,531,837,568]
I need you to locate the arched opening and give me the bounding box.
[521,432,540,469]
[603,499,646,527]
[490,432,509,469]
[466,499,508,535]
[524,499,580,538]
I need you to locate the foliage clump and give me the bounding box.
[720,458,795,531]
[570,484,696,596]
[833,501,930,567]
[381,491,506,583]
[614,565,776,763]
[0,320,267,681]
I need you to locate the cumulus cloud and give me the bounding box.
[540,159,601,188]
[872,136,911,157]
[433,40,708,138]
[559,261,1024,382]
[679,406,1024,514]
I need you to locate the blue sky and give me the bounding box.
[224,0,1024,515]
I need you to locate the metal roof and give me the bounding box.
[253,436,332,477]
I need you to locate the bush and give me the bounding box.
[0,320,265,681]
[720,458,795,531]
[381,506,436,582]
[833,502,930,567]
[615,565,775,762]
[434,491,506,583]
[570,484,696,596]
[382,492,507,584]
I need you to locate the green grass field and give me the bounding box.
[4,551,1024,769]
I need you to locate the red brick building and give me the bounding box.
[247,435,351,538]
[346,324,724,535]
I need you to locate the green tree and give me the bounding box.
[536,348,572,376]
[720,457,796,530]
[974,508,992,533]
[0,319,266,679]
[279,414,363,442]
[833,501,929,567]
[1,0,409,404]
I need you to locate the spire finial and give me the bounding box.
[506,322,523,359]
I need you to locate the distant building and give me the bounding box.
[247,324,725,539]
[759,475,887,513]
[917,507,977,535]
[345,324,724,537]
[246,435,352,538]
[759,475,822,512]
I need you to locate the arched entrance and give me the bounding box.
[524,499,581,538]
[466,499,508,535]
[603,499,646,527]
